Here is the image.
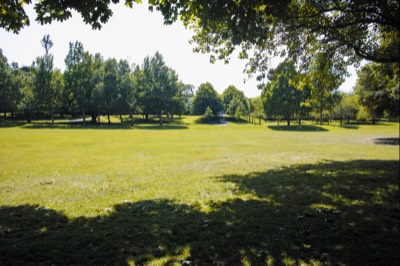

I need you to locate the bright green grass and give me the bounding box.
[1,117,399,265]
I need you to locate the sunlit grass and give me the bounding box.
[0,117,399,265]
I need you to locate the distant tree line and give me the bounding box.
[0,36,196,126]
[1,35,398,126]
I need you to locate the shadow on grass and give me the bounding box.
[0,119,188,130]
[1,160,399,265]
[339,124,360,130]
[193,116,228,125]
[374,137,400,146]
[21,122,135,130]
[268,125,328,132]
[135,124,189,130]
[0,119,26,128]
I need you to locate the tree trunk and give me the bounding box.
[145,113,149,121]
[259,119,261,126]
[129,110,134,126]
[26,110,31,123]
[319,106,323,125]
[83,110,86,125]
[3,111,6,118]
[287,115,290,126]
[91,114,97,124]
[51,111,54,124]
[159,113,163,126]
[107,114,111,124]
[120,114,123,123]
[347,116,350,124]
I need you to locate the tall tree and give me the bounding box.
[115,59,137,125]
[249,97,265,120]
[300,54,345,125]
[89,53,105,123]
[191,82,224,116]
[102,58,118,123]
[333,92,359,125]
[221,85,249,116]
[32,34,58,123]
[64,41,93,125]
[262,60,309,126]
[139,52,178,125]
[354,62,399,121]
[18,67,35,123]
[6,63,23,118]
[0,49,11,117]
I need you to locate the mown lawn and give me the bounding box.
[0,117,399,265]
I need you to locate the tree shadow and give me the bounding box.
[134,124,189,130]
[0,120,188,130]
[1,160,399,265]
[193,116,226,125]
[374,137,400,146]
[339,124,360,130]
[0,118,26,128]
[268,125,328,132]
[21,122,135,130]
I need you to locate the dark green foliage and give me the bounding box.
[64,41,94,124]
[355,62,399,119]
[262,60,311,125]
[2,0,398,83]
[191,82,223,116]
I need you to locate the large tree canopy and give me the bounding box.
[2,0,398,75]
[354,62,399,119]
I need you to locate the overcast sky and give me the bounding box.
[0,2,359,98]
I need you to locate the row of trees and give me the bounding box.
[1,35,398,126]
[261,57,399,126]
[0,35,259,125]
[0,36,198,125]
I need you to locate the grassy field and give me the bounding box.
[1,117,399,265]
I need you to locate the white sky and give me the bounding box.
[0,2,358,97]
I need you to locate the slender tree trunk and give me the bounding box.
[347,116,350,124]
[26,110,31,123]
[287,114,290,126]
[145,113,149,121]
[51,111,54,124]
[83,109,86,125]
[120,114,123,123]
[3,111,6,117]
[91,114,97,124]
[107,114,111,124]
[159,112,163,126]
[319,106,323,125]
[130,110,134,126]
